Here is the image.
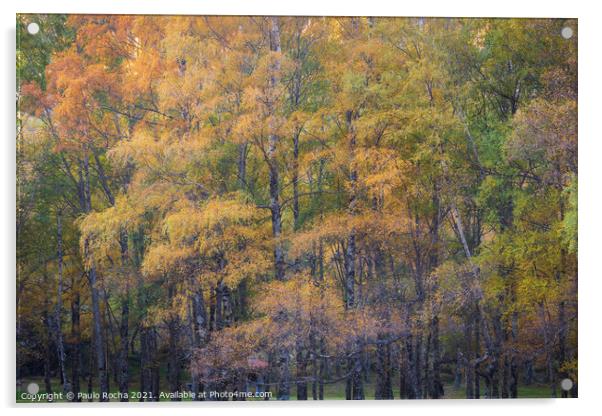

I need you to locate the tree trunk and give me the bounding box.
[191,287,207,400]
[424,325,431,399]
[343,109,363,400]
[399,347,408,399]
[267,16,285,281]
[151,328,160,401]
[524,358,533,385]
[491,312,502,398]
[43,282,54,396]
[510,310,519,398]
[137,258,155,402]
[70,274,81,401]
[83,150,109,400]
[296,347,308,400]
[292,129,300,229]
[118,231,129,401]
[405,334,419,399]
[430,315,443,398]
[414,324,424,399]
[277,350,291,400]
[464,320,474,399]
[319,340,325,400]
[502,354,510,398]
[215,281,224,330]
[118,295,129,401]
[87,337,94,402]
[238,142,248,189]
[167,285,181,400]
[352,356,365,400]
[87,264,108,400]
[167,323,181,400]
[454,349,462,389]
[375,336,393,399]
[428,188,442,398]
[474,313,481,399]
[54,210,69,393]
[344,109,357,310]
[542,304,556,397]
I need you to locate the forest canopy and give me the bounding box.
[16,15,577,401]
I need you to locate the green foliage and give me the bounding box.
[17,14,74,90]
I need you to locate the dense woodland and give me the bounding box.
[16,15,577,400]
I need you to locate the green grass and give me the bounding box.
[442,383,553,399]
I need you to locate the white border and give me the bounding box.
[3,1,601,416]
[10,0,581,17]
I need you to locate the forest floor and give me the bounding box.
[16,375,553,402]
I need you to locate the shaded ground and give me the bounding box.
[16,375,555,402]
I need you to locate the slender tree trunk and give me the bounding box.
[191,287,207,400]
[292,129,300,228]
[87,337,94,402]
[83,150,109,400]
[238,142,248,189]
[309,333,319,400]
[118,294,129,401]
[137,264,154,402]
[474,312,481,399]
[524,358,534,385]
[454,349,462,389]
[424,325,431,399]
[428,187,442,398]
[139,328,149,401]
[343,108,364,400]
[311,354,318,400]
[209,286,215,331]
[399,347,408,399]
[345,367,351,400]
[151,328,160,401]
[502,309,511,398]
[510,309,519,398]
[54,210,69,393]
[491,313,502,398]
[296,347,308,400]
[167,322,181,400]
[266,17,290,400]
[167,285,181,400]
[267,16,285,282]
[405,333,419,399]
[87,263,108,400]
[375,336,393,399]
[70,274,81,401]
[502,353,510,398]
[542,304,557,397]
[277,351,291,400]
[263,354,272,401]
[318,336,326,400]
[344,109,357,310]
[430,315,443,398]
[464,319,474,399]
[118,231,129,401]
[43,276,53,396]
[215,281,224,330]
[103,293,112,395]
[352,352,365,400]
[557,222,569,398]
